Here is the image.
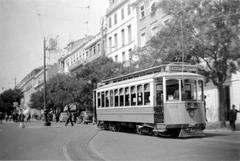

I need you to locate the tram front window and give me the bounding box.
[181,79,198,101]
[166,79,179,101]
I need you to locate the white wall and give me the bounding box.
[205,87,219,122]
[205,71,240,123]
[230,71,240,123]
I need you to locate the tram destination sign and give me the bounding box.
[167,64,198,73]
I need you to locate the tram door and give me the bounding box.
[155,78,164,123]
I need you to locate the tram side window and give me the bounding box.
[144,84,150,105]
[137,85,143,105]
[105,91,109,107]
[101,92,105,107]
[114,89,119,107]
[131,86,136,106]
[166,79,179,101]
[156,83,163,105]
[120,88,124,106]
[97,92,101,108]
[110,90,114,107]
[125,87,130,106]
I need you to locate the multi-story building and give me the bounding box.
[17,67,42,109]
[105,0,138,64]
[58,36,92,74]
[33,64,58,92]
[17,64,58,110]
[58,31,106,74]
[69,32,106,73]
[134,0,170,47]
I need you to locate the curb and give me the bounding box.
[87,130,106,161]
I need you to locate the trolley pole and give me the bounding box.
[43,38,51,126]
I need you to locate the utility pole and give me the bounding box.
[14,77,17,89]
[43,38,51,126]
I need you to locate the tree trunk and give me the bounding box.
[217,85,226,128]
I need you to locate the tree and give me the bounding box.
[134,0,240,127]
[0,88,23,113]
[76,56,123,88]
[29,56,123,113]
[29,90,44,110]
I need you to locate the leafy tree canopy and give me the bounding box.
[0,88,23,113]
[132,0,240,126]
[76,56,123,87]
[29,56,123,112]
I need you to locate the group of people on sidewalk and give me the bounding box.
[0,109,31,125]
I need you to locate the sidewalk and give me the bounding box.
[1,120,79,129]
[205,121,240,132]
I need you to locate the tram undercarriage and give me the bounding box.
[97,121,206,138]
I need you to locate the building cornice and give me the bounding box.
[106,0,129,17]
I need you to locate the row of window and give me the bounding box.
[97,83,151,108]
[114,48,132,63]
[65,42,102,68]
[108,25,132,52]
[109,4,132,28]
[96,78,204,109]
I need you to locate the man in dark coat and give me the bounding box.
[229,104,240,131]
[65,106,74,126]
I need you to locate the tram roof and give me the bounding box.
[100,63,200,86]
[96,72,203,90]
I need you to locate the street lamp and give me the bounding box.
[43,38,51,126]
[43,36,58,126]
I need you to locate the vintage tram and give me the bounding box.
[94,63,206,137]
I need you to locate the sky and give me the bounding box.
[0,0,109,92]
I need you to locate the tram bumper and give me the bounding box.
[178,124,206,138]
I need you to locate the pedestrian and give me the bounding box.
[65,106,74,126]
[18,109,25,128]
[229,104,240,131]
[27,113,31,122]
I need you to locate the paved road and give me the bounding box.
[1,121,240,161]
[0,121,103,160]
[90,129,240,161]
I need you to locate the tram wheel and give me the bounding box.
[153,131,158,136]
[136,127,143,135]
[103,122,109,130]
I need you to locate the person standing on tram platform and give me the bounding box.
[204,95,207,122]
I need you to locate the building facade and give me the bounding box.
[58,37,92,74]
[17,64,58,110]
[33,64,58,91]
[106,0,138,64]
[134,0,170,47]
[69,32,106,73]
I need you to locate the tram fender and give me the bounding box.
[178,129,205,138]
